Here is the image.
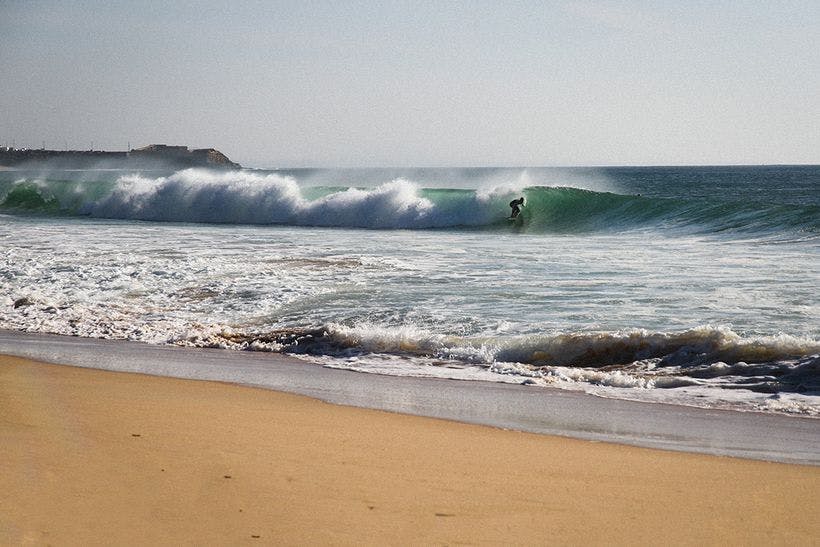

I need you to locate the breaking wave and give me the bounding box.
[1,168,817,236]
[174,323,820,396]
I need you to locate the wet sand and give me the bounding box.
[2,330,818,465]
[2,354,818,545]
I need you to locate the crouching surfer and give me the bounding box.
[509,197,525,219]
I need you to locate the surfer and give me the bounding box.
[509,197,525,219]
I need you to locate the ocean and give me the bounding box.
[1,165,818,416]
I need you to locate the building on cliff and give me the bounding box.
[127,144,240,168]
[0,144,241,169]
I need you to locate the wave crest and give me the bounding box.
[1,168,817,235]
[168,318,819,370]
[84,170,497,228]
[171,323,820,394]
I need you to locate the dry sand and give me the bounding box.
[1,354,818,545]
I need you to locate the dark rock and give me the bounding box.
[13,297,33,309]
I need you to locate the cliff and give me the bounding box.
[0,144,241,169]
[128,145,240,168]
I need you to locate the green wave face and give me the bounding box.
[483,186,818,236]
[0,172,817,238]
[0,179,113,214]
[508,187,662,232]
[1,183,61,211]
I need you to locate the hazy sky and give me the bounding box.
[2,1,818,167]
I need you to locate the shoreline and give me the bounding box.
[1,330,818,465]
[3,354,819,544]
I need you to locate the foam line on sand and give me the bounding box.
[0,330,818,465]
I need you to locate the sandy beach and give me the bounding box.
[2,354,818,545]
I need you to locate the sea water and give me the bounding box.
[1,165,818,415]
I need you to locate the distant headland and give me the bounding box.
[0,144,241,170]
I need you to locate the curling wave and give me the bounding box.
[0,168,818,236]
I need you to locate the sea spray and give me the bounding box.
[0,171,602,228]
[1,168,817,236]
[2,165,818,416]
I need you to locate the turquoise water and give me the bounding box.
[1,165,818,414]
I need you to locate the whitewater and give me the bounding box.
[1,165,818,416]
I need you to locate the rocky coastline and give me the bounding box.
[0,144,240,169]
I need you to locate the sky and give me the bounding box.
[1,1,818,168]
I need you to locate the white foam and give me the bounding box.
[78,169,513,229]
[2,182,818,418]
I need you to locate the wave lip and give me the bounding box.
[83,170,498,229]
[2,169,817,236]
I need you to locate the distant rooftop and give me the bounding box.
[0,144,240,169]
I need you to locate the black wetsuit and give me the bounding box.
[509,198,524,218]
